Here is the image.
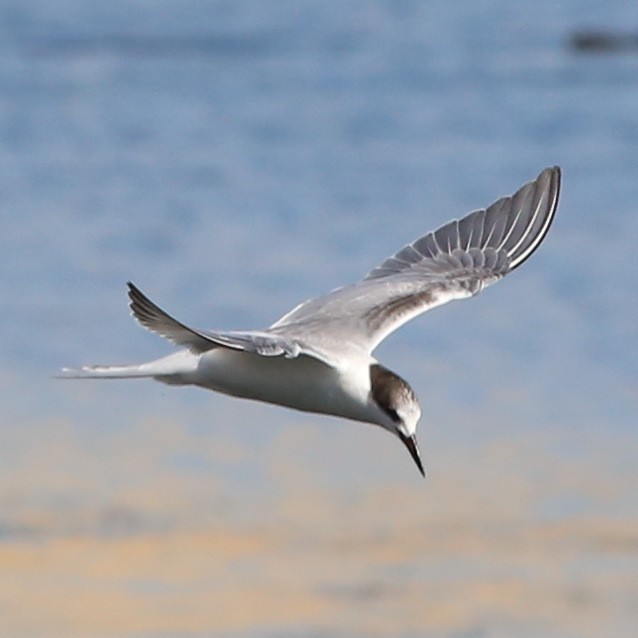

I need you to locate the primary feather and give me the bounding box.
[270,166,560,353]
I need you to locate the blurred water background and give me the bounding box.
[1,1,637,636]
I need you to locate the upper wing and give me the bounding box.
[269,166,561,353]
[127,282,317,359]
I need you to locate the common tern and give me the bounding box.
[63,167,561,476]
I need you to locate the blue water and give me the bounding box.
[1,3,638,638]
[1,0,637,475]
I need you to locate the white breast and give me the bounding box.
[191,348,379,424]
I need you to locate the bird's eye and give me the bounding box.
[385,407,401,423]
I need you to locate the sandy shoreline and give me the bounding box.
[1,502,636,637]
[1,419,637,637]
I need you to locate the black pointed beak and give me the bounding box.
[399,432,425,477]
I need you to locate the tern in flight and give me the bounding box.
[63,167,561,476]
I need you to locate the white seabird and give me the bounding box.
[62,167,561,476]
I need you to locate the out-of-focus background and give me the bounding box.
[1,1,637,636]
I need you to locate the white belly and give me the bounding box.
[191,349,372,422]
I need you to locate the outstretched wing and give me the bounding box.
[269,166,560,354]
[127,282,313,359]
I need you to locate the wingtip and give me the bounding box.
[540,165,562,202]
[126,281,140,300]
[503,164,561,272]
[126,281,156,319]
[540,163,562,223]
[551,164,562,200]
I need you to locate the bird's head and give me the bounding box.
[369,364,424,476]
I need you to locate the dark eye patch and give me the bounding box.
[383,407,401,423]
[369,363,416,425]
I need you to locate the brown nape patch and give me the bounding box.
[369,364,417,423]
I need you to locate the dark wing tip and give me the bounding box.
[124,281,220,353]
[126,281,164,328]
[506,165,561,272]
[364,166,561,282]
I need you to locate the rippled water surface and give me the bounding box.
[1,1,637,636]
